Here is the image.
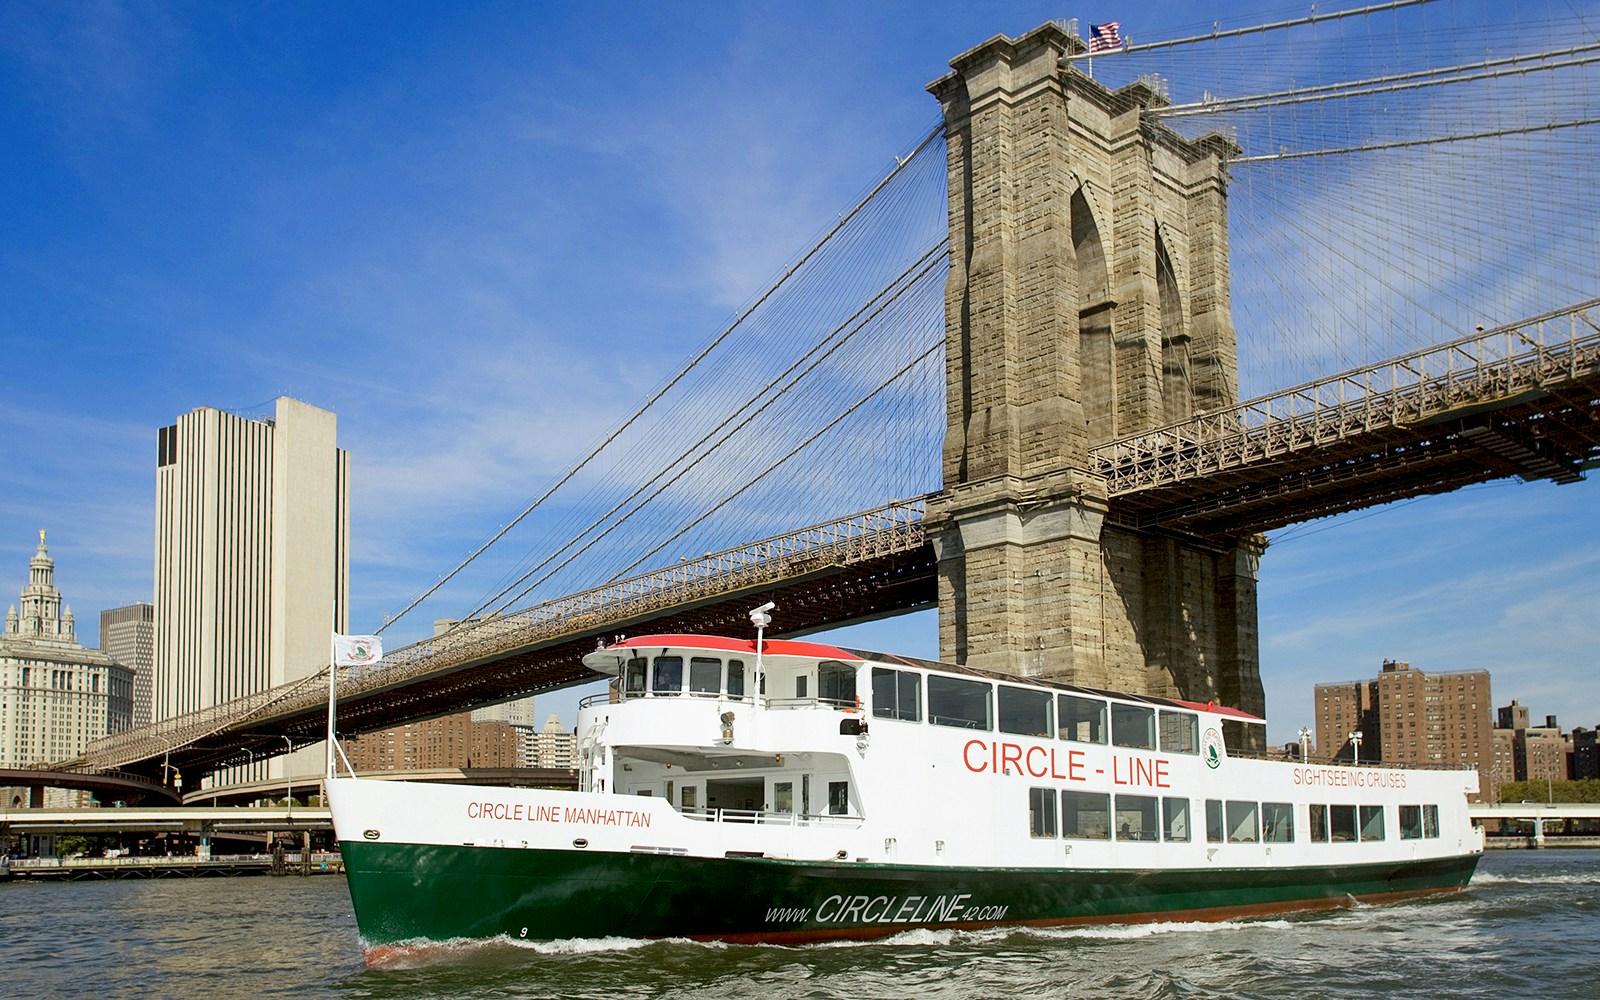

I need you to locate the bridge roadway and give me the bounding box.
[60,301,1600,783]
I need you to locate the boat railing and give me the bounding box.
[1228,747,1477,771]
[579,691,858,712]
[678,806,863,828]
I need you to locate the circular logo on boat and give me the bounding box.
[1202,728,1225,769]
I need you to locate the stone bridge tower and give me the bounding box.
[926,23,1264,717]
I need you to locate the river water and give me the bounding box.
[2,849,1594,999]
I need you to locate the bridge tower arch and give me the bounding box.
[926,23,1264,716]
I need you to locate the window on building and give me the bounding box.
[999,685,1053,737]
[1059,694,1107,744]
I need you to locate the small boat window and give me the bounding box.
[1158,711,1198,754]
[928,675,992,731]
[727,660,745,698]
[1329,804,1358,841]
[827,781,849,815]
[1399,804,1423,840]
[1309,803,1329,842]
[1111,703,1155,750]
[1059,694,1106,744]
[774,782,793,814]
[689,657,721,695]
[681,786,698,809]
[818,661,856,706]
[1359,805,1386,842]
[651,656,683,695]
[871,667,921,722]
[1163,797,1190,842]
[1115,794,1160,841]
[998,685,1053,737]
[1062,790,1110,840]
[1029,787,1058,838]
[1422,804,1439,838]
[1205,799,1224,843]
[624,658,647,695]
[1262,802,1295,842]
[1225,800,1259,842]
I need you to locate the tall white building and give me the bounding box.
[1,533,133,783]
[153,397,349,783]
[531,713,577,769]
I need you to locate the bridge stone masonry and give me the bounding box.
[925,22,1262,717]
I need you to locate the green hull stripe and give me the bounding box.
[339,841,1480,947]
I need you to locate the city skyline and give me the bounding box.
[2,1,1595,746]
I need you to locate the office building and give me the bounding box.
[153,397,349,783]
[100,602,154,728]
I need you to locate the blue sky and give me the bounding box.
[1,1,1595,745]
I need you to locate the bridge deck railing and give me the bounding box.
[1092,299,1600,492]
[66,499,931,773]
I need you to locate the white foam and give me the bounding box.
[1471,871,1600,886]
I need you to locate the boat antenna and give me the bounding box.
[749,601,774,707]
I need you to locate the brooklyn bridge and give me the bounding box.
[49,6,1600,787]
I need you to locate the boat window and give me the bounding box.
[1062,790,1110,840]
[1309,804,1329,842]
[1205,799,1224,843]
[1115,795,1160,841]
[1059,694,1107,744]
[1399,804,1423,840]
[1163,797,1191,842]
[624,658,647,695]
[928,675,992,731]
[1029,787,1058,838]
[1422,804,1440,838]
[727,660,745,698]
[796,675,808,699]
[1158,711,1198,754]
[689,657,721,695]
[1226,800,1259,843]
[681,786,697,809]
[1329,804,1358,842]
[802,775,811,816]
[827,781,849,815]
[774,782,793,814]
[871,667,922,722]
[997,685,1053,737]
[1262,802,1295,843]
[1111,703,1156,750]
[651,656,683,695]
[1359,805,1386,842]
[818,661,857,706]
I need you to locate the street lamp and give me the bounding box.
[1297,727,1313,762]
[282,735,293,809]
[1348,730,1364,765]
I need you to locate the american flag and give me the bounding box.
[1088,21,1122,53]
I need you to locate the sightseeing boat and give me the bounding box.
[326,613,1483,962]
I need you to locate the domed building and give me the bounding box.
[0,532,133,802]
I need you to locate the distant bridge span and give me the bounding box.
[60,301,1600,782]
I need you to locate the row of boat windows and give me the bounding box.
[874,667,1199,753]
[1028,789,1446,844]
[617,656,1199,755]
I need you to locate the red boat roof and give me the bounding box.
[603,634,860,660]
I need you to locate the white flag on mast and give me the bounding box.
[332,633,383,666]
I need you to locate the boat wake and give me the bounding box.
[1469,871,1600,886]
[805,918,1300,949]
[362,933,719,968]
